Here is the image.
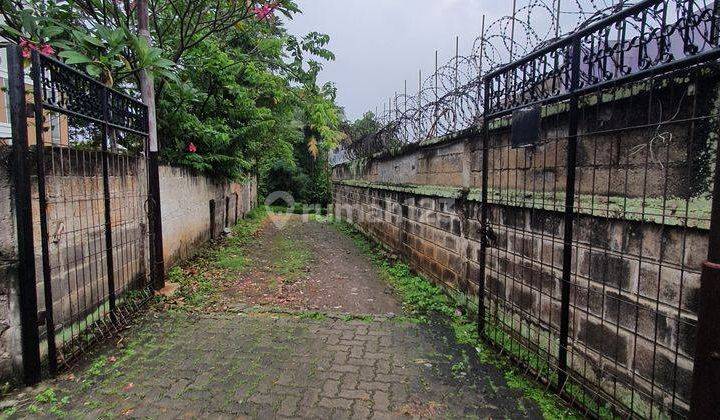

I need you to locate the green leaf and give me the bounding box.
[0,24,25,39]
[134,36,150,56]
[58,50,92,65]
[19,10,37,35]
[41,26,64,39]
[146,47,162,62]
[71,30,87,42]
[85,63,102,78]
[154,58,176,70]
[52,41,74,51]
[108,29,126,46]
[156,69,180,84]
[83,34,105,48]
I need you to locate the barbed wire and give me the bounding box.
[335,0,709,163]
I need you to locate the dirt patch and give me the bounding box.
[223,214,402,315]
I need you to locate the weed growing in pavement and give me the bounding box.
[6,388,73,417]
[273,235,313,283]
[297,311,329,321]
[164,206,270,309]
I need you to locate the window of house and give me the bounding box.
[50,113,61,144]
[0,77,9,124]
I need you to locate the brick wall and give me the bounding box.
[333,180,704,415]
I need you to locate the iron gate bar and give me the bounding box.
[235,192,240,225]
[30,52,58,375]
[558,34,582,391]
[689,76,720,416]
[36,53,149,136]
[148,151,165,290]
[484,0,720,120]
[484,0,662,81]
[476,1,720,417]
[7,45,42,385]
[225,196,230,228]
[5,43,161,377]
[210,199,216,239]
[713,0,720,45]
[101,86,117,322]
[485,48,720,120]
[477,77,490,335]
[35,104,149,138]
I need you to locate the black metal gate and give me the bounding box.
[479,1,720,418]
[6,45,164,380]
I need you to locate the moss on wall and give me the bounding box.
[334,179,711,230]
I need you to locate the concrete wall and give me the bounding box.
[334,123,705,205]
[160,165,257,268]
[332,132,472,188]
[0,146,22,383]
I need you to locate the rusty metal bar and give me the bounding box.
[478,77,491,335]
[148,151,165,290]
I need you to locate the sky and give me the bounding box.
[284,0,512,121]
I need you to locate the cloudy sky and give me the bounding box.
[284,0,513,120]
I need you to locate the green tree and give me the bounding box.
[0,0,344,186]
[343,111,381,141]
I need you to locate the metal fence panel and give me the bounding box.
[481,1,720,417]
[6,46,161,378]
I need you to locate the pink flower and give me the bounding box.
[187,142,197,153]
[39,44,55,56]
[19,38,54,58]
[19,38,36,59]
[252,2,279,21]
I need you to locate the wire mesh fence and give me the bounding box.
[5,46,160,376]
[479,1,720,417]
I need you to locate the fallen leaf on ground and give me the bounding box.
[397,399,445,417]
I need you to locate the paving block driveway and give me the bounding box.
[44,311,541,419]
[4,217,544,419]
